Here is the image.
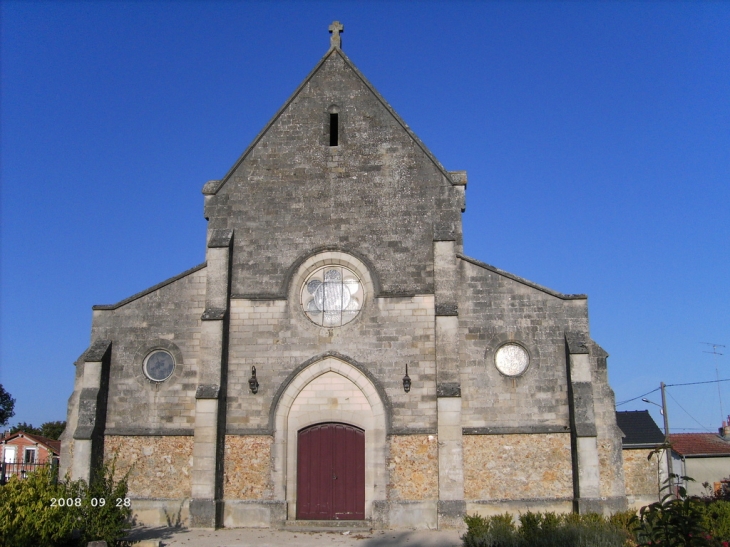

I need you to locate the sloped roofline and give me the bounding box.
[204,46,457,196]
[3,431,61,454]
[457,253,587,300]
[92,262,207,310]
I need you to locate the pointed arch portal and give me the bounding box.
[272,356,387,520]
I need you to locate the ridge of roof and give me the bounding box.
[92,262,207,311]
[457,253,587,301]
[207,46,456,196]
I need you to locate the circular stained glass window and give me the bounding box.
[143,350,175,382]
[301,266,363,327]
[494,343,529,377]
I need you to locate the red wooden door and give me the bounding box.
[297,423,365,520]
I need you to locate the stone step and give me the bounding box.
[283,520,372,533]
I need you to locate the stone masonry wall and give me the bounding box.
[458,259,587,430]
[206,50,463,299]
[463,434,573,501]
[591,343,628,502]
[623,449,661,498]
[92,267,206,433]
[387,435,438,501]
[226,294,436,434]
[288,371,370,419]
[105,436,193,499]
[223,436,273,500]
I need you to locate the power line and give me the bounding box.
[616,378,730,407]
[667,391,713,433]
[665,378,730,388]
[616,388,660,407]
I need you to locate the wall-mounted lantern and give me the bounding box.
[249,366,259,394]
[402,363,411,393]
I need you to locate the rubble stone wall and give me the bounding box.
[463,433,573,501]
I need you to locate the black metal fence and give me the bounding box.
[0,460,59,485]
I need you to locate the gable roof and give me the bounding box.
[616,410,666,447]
[670,433,730,457]
[204,45,457,197]
[4,431,61,454]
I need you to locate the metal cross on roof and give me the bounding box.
[329,21,343,48]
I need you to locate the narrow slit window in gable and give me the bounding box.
[329,113,339,146]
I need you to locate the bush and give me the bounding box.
[462,511,630,547]
[631,475,718,547]
[463,513,519,547]
[0,460,132,547]
[700,500,730,543]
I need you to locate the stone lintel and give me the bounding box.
[104,428,194,436]
[225,427,274,436]
[231,293,287,301]
[378,291,417,298]
[463,425,570,435]
[84,339,112,362]
[207,229,233,248]
[435,303,458,317]
[195,384,220,399]
[389,428,437,436]
[565,332,590,354]
[436,383,461,398]
[201,308,227,321]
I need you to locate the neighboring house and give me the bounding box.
[671,426,730,497]
[616,411,669,509]
[62,22,628,530]
[1,431,61,480]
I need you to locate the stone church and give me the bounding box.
[62,22,628,529]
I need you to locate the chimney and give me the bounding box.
[721,416,730,438]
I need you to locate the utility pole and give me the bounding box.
[660,381,675,496]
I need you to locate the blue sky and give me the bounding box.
[1,1,728,435]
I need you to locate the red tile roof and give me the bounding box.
[670,433,730,456]
[4,431,61,454]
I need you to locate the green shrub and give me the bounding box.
[0,460,132,547]
[462,511,629,547]
[631,475,714,547]
[700,500,730,542]
[463,513,519,547]
[0,466,82,547]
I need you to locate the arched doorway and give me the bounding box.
[297,423,365,520]
[271,356,388,521]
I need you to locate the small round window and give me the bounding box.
[143,350,175,382]
[494,343,529,376]
[301,266,363,327]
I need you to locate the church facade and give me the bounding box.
[61,23,627,529]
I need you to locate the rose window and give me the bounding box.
[494,343,530,376]
[143,350,175,382]
[301,266,363,327]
